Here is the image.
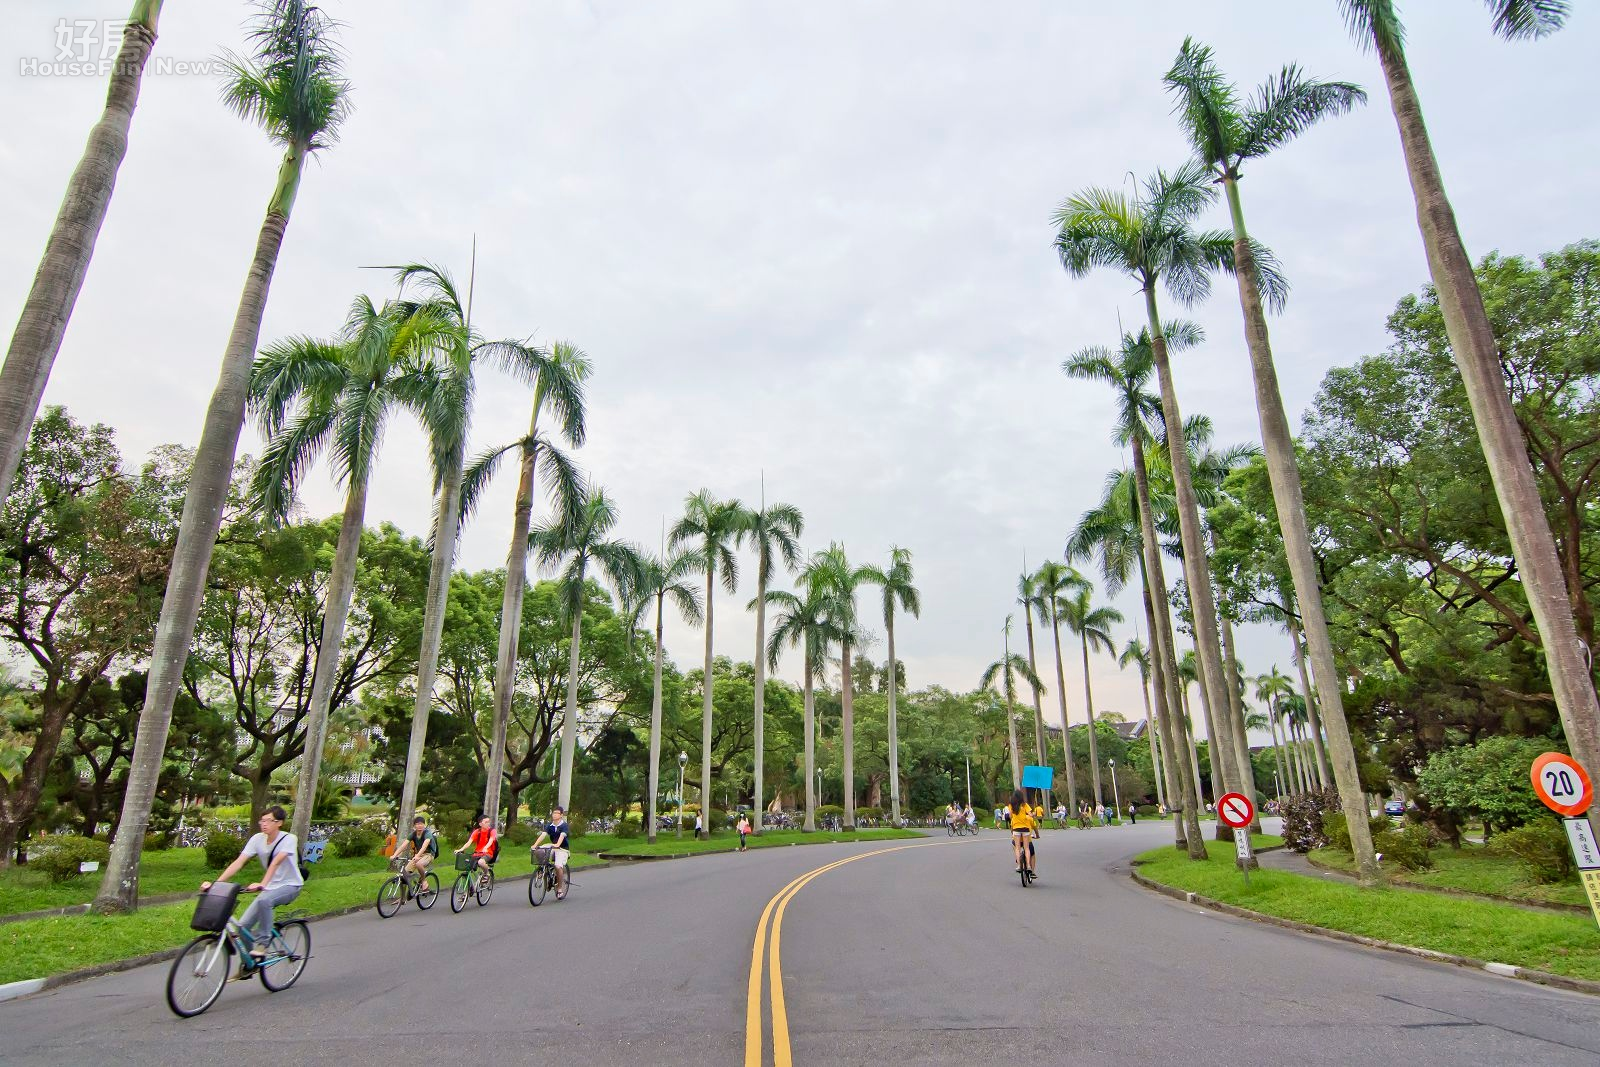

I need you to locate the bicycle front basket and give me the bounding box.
[191,882,242,932]
[454,853,478,872]
[532,845,554,863]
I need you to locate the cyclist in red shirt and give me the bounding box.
[455,815,499,877]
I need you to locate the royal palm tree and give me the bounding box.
[1064,329,1206,856]
[0,1,165,510]
[1032,560,1088,809]
[530,488,642,809]
[628,549,703,844]
[1165,35,1373,869]
[1055,168,1271,826]
[1283,609,1331,788]
[765,575,839,833]
[980,616,1042,789]
[97,0,351,912]
[1015,568,1052,806]
[1255,669,1295,797]
[457,342,588,824]
[1058,587,1123,807]
[669,490,749,837]
[245,296,459,847]
[1336,0,1599,824]
[1120,638,1165,811]
[809,544,874,828]
[739,498,803,830]
[862,547,919,825]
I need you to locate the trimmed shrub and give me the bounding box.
[204,829,246,868]
[1321,812,1391,854]
[565,815,588,841]
[328,825,381,859]
[503,822,538,847]
[30,835,110,883]
[855,806,885,822]
[613,817,644,839]
[1135,804,1159,817]
[1374,824,1434,871]
[1494,820,1575,883]
[143,831,173,851]
[816,805,846,821]
[1281,789,1341,853]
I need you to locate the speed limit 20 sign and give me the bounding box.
[1532,752,1593,817]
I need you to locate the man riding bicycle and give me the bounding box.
[395,815,439,880]
[455,814,499,877]
[532,806,571,900]
[200,805,303,960]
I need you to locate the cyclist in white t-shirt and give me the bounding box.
[201,805,304,958]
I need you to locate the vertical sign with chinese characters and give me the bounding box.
[1564,817,1600,928]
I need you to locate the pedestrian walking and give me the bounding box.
[736,813,751,851]
[1127,804,1137,825]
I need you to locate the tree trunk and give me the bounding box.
[0,6,162,511]
[1005,690,1022,790]
[1142,293,1244,810]
[841,641,856,828]
[0,693,75,869]
[886,615,902,825]
[1219,610,1260,833]
[289,476,369,846]
[699,566,715,838]
[557,599,584,810]
[1376,36,1600,826]
[1022,608,1049,812]
[1080,635,1103,806]
[397,442,466,831]
[1286,614,1331,787]
[1187,636,1235,843]
[1136,657,1165,812]
[1047,614,1080,809]
[1130,433,1205,858]
[646,598,665,845]
[1267,709,1288,800]
[95,144,305,913]
[802,657,816,833]
[483,406,542,824]
[1144,615,1184,849]
[753,570,768,833]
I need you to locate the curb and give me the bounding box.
[0,860,615,1004]
[1128,867,1600,998]
[0,891,193,927]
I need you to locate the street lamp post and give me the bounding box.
[816,766,823,810]
[676,751,687,840]
[1108,757,1122,823]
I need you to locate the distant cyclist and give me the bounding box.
[532,806,571,900]
[398,815,439,880]
[455,814,499,877]
[200,805,303,960]
[1007,790,1038,880]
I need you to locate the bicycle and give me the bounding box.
[450,852,495,912]
[166,885,310,1018]
[527,845,565,906]
[1012,834,1037,887]
[376,856,440,918]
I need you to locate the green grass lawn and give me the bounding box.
[1307,843,1589,910]
[0,849,602,985]
[1135,839,1600,982]
[573,825,923,857]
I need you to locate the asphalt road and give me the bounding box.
[5,821,1600,1066]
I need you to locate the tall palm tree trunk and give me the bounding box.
[1080,634,1104,807]
[1004,690,1022,789]
[1375,36,1600,823]
[1136,654,1166,812]
[556,601,584,809]
[0,5,162,511]
[95,143,307,913]
[1222,175,1372,867]
[1130,435,1205,857]
[1048,615,1080,809]
[397,446,465,831]
[1286,615,1331,787]
[646,597,666,844]
[886,616,902,825]
[1291,720,1311,793]
[802,657,817,833]
[699,568,715,838]
[1023,610,1050,812]
[290,476,369,846]
[483,408,541,824]
[1219,610,1261,833]
[752,576,768,832]
[1142,297,1243,809]
[841,641,856,828]
[1266,709,1288,800]
[1187,636,1235,840]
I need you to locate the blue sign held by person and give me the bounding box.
[1021,765,1054,790]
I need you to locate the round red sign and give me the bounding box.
[1531,752,1593,817]
[1217,791,1254,829]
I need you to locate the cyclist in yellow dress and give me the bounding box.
[1007,790,1038,879]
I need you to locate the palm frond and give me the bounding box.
[1487,0,1569,40]
[1240,66,1365,161]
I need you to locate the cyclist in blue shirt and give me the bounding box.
[532,806,571,900]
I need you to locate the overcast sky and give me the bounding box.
[4,2,1597,744]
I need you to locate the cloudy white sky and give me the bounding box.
[4,2,1597,743]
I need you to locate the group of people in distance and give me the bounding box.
[393,807,573,899]
[945,801,978,831]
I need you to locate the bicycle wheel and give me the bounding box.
[450,874,470,912]
[260,920,310,992]
[416,872,440,910]
[475,869,495,906]
[376,876,405,918]
[166,934,231,1018]
[528,865,548,907]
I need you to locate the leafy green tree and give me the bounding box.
[1416,735,1553,838]
[0,2,166,511]
[101,0,352,912]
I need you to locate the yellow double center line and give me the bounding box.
[744,842,942,1067]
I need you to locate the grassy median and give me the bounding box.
[1134,840,1600,982]
[0,851,602,986]
[1306,843,1589,910]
